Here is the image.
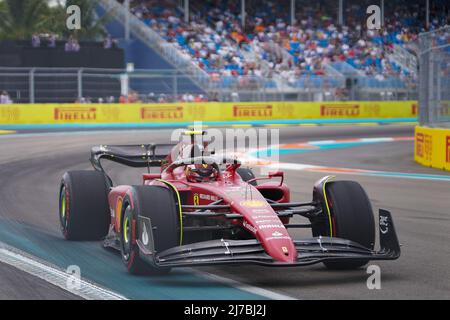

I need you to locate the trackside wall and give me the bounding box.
[0,101,417,125]
[414,126,450,171]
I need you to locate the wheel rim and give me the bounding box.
[60,187,67,228]
[123,216,130,244]
[122,205,132,260]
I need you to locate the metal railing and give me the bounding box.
[0,67,421,103]
[418,26,450,126]
[98,0,210,88]
[391,44,419,76]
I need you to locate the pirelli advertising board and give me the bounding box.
[0,101,417,125]
[415,126,450,172]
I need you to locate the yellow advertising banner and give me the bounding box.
[0,101,417,124]
[415,126,450,171]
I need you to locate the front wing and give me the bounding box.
[136,209,400,268]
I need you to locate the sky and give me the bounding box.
[48,0,67,7]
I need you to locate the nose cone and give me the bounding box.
[231,191,297,263]
[261,235,297,263]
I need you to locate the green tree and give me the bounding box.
[0,0,51,39]
[0,0,110,40]
[61,0,111,40]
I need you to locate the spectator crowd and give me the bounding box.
[126,0,449,87]
[30,33,118,52]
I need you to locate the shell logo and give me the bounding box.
[240,200,265,208]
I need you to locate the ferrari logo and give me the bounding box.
[193,194,200,206]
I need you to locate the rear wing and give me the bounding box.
[90,144,176,172]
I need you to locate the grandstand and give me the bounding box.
[1,0,448,103]
[108,0,448,102]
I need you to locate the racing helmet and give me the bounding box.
[185,163,217,182]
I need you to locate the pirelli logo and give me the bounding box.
[233,105,272,118]
[416,132,433,161]
[320,104,360,117]
[411,103,417,116]
[141,106,183,119]
[54,107,96,121]
[446,136,450,164]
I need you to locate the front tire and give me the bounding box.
[312,180,375,270]
[120,186,179,275]
[59,171,110,240]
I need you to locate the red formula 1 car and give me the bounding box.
[59,131,400,274]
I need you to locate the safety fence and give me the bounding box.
[415,26,450,171]
[0,67,418,104]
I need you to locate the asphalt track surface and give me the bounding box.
[0,125,449,300]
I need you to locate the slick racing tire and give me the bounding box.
[120,186,179,275]
[237,167,257,186]
[312,180,375,270]
[59,171,110,241]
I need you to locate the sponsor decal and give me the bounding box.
[233,105,272,118]
[415,132,433,161]
[255,219,280,224]
[320,104,360,117]
[281,246,289,254]
[199,194,219,201]
[265,236,291,241]
[243,220,257,234]
[224,186,247,197]
[185,105,206,119]
[0,106,20,122]
[193,194,200,206]
[259,224,285,230]
[252,215,277,219]
[446,136,450,164]
[379,215,389,234]
[251,209,272,214]
[411,103,417,116]
[253,214,278,222]
[222,239,231,255]
[141,223,149,245]
[140,106,183,119]
[115,197,123,228]
[271,231,283,237]
[415,132,424,157]
[54,107,96,121]
[240,200,266,208]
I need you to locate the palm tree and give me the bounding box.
[0,0,110,40]
[0,0,51,39]
[61,0,111,41]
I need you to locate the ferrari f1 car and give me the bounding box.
[59,130,400,274]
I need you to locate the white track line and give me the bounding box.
[187,269,297,300]
[0,242,127,300]
[0,240,295,300]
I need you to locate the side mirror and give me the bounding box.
[268,171,284,186]
[268,171,283,178]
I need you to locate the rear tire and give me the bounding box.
[59,171,110,240]
[312,180,375,270]
[120,186,179,275]
[237,167,257,186]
